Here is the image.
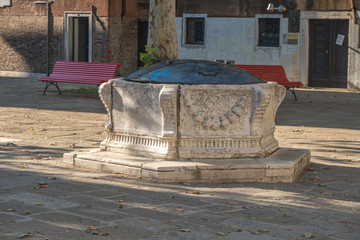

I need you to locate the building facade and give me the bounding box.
[1,0,360,91]
[176,0,360,90]
[0,0,148,76]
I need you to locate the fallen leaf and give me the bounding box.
[258,228,270,233]
[50,142,57,146]
[216,232,227,236]
[102,232,111,236]
[318,184,327,187]
[178,228,191,232]
[190,191,203,195]
[236,229,243,232]
[283,213,287,217]
[312,176,322,182]
[38,182,47,185]
[305,167,315,171]
[176,208,184,212]
[352,208,359,214]
[322,192,333,195]
[140,217,148,220]
[18,164,28,169]
[271,198,281,200]
[117,200,124,202]
[304,232,315,238]
[293,129,303,132]
[6,142,17,147]
[119,204,125,209]
[24,211,31,215]
[250,230,260,235]
[17,233,32,238]
[88,226,98,230]
[88,230,100,235]
[5,209,16,212]
[70,143,76,147]
[36,203,44,206]
[226,201,239,205]
[179,181,191,185]
[47,177,57,180]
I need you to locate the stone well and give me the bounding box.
[64,60,310,183]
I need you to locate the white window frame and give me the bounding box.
[255,14,283,49]
[64,12,93,62]
[0,0,11,7]
[182,13,207,48]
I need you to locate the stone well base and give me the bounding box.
[63,148,310,183]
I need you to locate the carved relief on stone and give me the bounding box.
[250,87,271,136]
[159,85,178,136]
[183,89,251,131]
[99,81,113,131]
[274,84,286,109]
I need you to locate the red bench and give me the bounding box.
[39,61,121,95]
[234,65,303,101]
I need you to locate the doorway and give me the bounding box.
[65,13,92,62]
[309,19,348,88]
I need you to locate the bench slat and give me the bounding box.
[234,64,302,100]
[38,61,121,94]
[234,65,303,86]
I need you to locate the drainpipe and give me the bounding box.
[121,0,126,20]
[34,1,55,76]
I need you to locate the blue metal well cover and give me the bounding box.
[125,60,265,85]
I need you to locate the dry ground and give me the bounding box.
[0,77,359,239]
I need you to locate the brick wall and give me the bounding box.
[0,16,47,73]
[108,17,138,76]
[0,0,141,76]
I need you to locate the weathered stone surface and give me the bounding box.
[99,79,285,160]
[67,62,309,183]
[65,148,311,183]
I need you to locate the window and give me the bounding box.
[182,14,207,47]
[258,18,280,47]
[186,18,205,45]
[0,0,11,7]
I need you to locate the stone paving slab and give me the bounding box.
[65,148,310,183]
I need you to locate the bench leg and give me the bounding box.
[286,87,298,101]
[43,81,61,95]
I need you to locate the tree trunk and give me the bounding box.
[148,0,178,60]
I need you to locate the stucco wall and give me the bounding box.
[348,20,360,90]
[176,17,300,82]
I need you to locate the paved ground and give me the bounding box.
[0,77,359,240]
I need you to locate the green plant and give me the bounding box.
[139,45,157,68]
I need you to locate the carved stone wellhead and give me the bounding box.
[98,60,286,160]
[64,60,310,183]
